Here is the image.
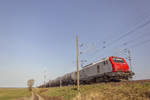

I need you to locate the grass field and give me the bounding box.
[0,88,31,100]
[37,81,150,100]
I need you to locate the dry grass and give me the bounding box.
[37,81,150,100]
[0,88,31,100]
[74,82,150,100]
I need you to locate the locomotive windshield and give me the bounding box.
[113,58,125,63]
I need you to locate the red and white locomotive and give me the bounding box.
[45,56,134,87]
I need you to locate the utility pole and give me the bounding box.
[44,75,46,88]
[128,49,132,71]
[76,35,80,91]
[44,69,46,88]
[124,49,132,71]
[59,78,62,88]
[73,61,75,86]
[49,80,51,87]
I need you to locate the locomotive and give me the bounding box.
[44,56,134,87]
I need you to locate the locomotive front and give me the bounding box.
[109,56,129,72]
[109,56,134,80]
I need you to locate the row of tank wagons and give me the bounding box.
[44,58,115,87]
[44,72,75,87]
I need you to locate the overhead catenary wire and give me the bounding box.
[91,36,150,63]
[101,14,150,43]
[104,18,150,48]
[84,36,150,64]
[81,31,150,64]
[117,32,150,47]
[96,18,150,58]
[128,38,150,48]
[80,16,150,65]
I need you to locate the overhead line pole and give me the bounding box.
[128,49,132,71]
[44,70,46,88]
[76,35,80,91]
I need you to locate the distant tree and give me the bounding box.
[27,79,35,91]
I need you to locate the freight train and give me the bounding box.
[42,56,134,87]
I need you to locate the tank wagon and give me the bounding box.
[45,56,134,87]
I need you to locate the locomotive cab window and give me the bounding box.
[97,65,100,73]
[113,58,125,63]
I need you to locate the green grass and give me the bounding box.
[37,82,150,100]
[37,86,78,100]
[0,88,31,100]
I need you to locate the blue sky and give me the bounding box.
[0,0,150,87]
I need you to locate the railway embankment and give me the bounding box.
[36,80,150,100]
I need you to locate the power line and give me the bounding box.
[129,39,150,48]
[102,14,150,43]
[105,18,150,48]
[82,31,150,64]
[95,19,150,59]
[80,17,150,64]
[118,32,150,47]
[92,37,150,63]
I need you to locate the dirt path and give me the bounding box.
[17,92,45,100]
[32,92,45,100]
[34,93,45,100]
